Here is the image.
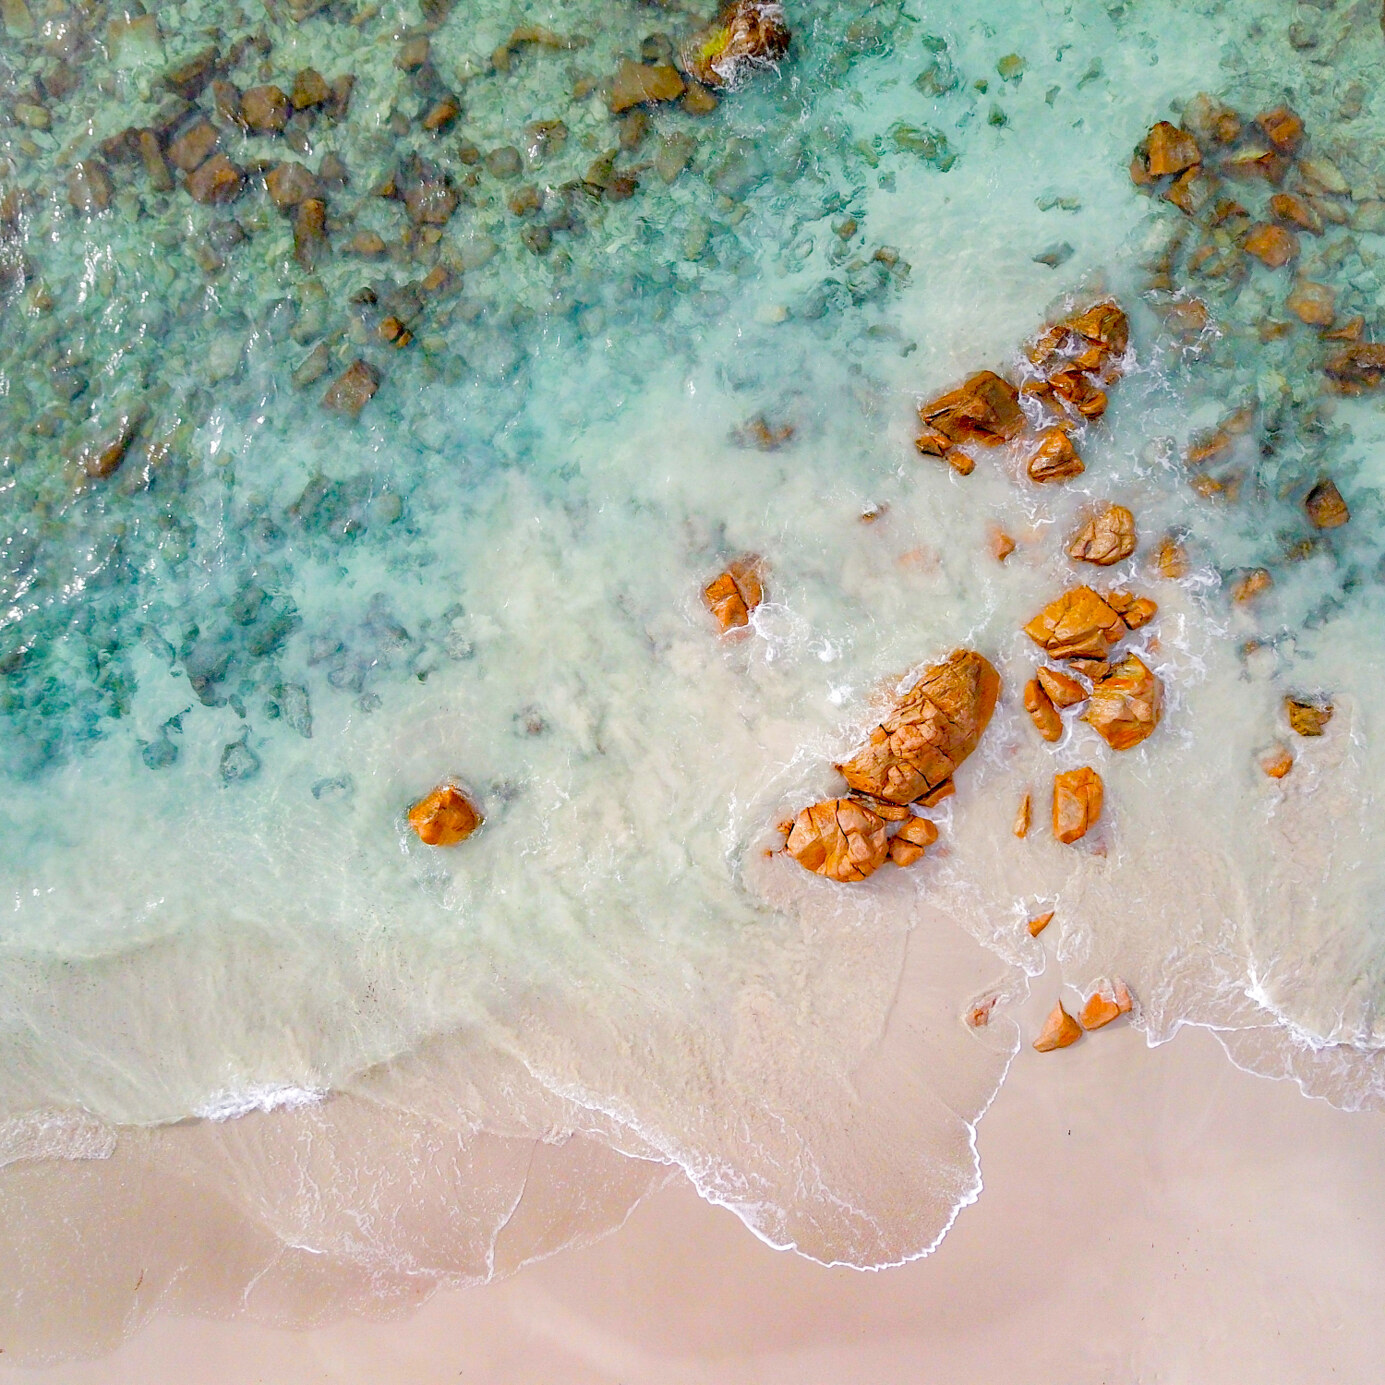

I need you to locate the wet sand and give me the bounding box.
[9,1020,1383,1384]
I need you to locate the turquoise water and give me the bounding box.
[2,0,1385,1358]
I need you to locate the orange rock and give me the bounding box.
[1323,316,1365,343]
[1260,744,1294,779]
[1065,657,1110,681]
[1222,145,1288,185]
[888,814,939,867]
[1013,791,1031,838]
[1243,223,1299,268]
[915,777,955,808]
[1146,121,1202,177]
[1270,192,1323,236]
[1182,93,1242,146]
[1027,910,1054,937]
[1044,367,1108,419]
[241,84,290,134]
[918,371,1025,447]
[733,415,794,450]
[1053,766,1102,844]
[682,0,791,89]
[991,528,1016,563]
[703,556,765,632]
[1106,590,1157,630]
[1079,990,1122,1030]
[1037,665,1087,708]
[836,650,1000,805]
[1084,654,1163,751]
[1285,280,1336,326]
[1230,568,1273,603]
[1304,477,1349,529]
[1068,504,1136,566]
[848,794,911,822]
[1024,587,1127,660]
[609,60,686,111]
[1255,105,1304,154]
[1286,698,1332,737]
[1027,428,1084,483]
[785,798,890,882]
[1152,533,1188,581]
[408,784,483,845]
[1033,1001,1082,1052]
[968,997,998,1028]
[1324,343,1385,393]
[1024,678,1063,742]
[1163,164,1215,217]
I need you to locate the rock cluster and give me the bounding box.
[1033,981,1134,1052]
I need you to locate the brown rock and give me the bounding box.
[1155,535,1189,579]
[1255,105,1304,154]
[1033,1001,1082,1051]
[991,528,1016,563]
[167,120,218,172]
[1304,477,1349,530]
[1230,568,1272,603]
[1222,145,1289,185]
[408,784,482,845]
[210,78,242,126]
[291,67,330,110]
[1024,587,1127,660]
[914,778,955,808]
[397,36,430,70]
[164,46,220,101]
[400,160,458,225]
[1053,767,1103,844]
[1037,665,1086,709]
[1324,316,1365,343]
[291,342,331,389]
[1270,192,1322,236]
[138,131,174,192]
[785,798,890,882]
[1286,698,1332,737]
[836,650,1000,806]
[609,60,686,112]
[76,405,145,478]
[1105,591,1157,630]
[1013,792,1031,838]
[321,359,380,418]
[1243,223,1298,268]
[703,556,765,632]
[241,85,290,134]
[1260,744,1294,779]
[293,198,327,268]
[67,160,113,215]
[1324,343,1385,393]
[1028,910,1054,937]
[683,0,791,89]
[1145,121,1201,177]
[887,814,939,868]
[1068,504,1136,566]
[1084,654,1162,751]
[327,75,356,121]
[265,160,322,210]
[1163,164,1216,217]
[318,152,349,188]
[920,371,1024,448]
[1024,678,1063,742]
[185,153,243,205]
[1285,280,1336,327]
[349,230,387,256]
[682,80,719,115]
[1027,427,1084,483]
[422,94,461,132]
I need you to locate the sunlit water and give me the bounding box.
[2,0,1384,1360]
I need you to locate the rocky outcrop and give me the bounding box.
[408,784,482,845]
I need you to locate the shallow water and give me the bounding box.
[2,0,1385,1361]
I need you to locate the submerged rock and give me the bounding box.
[836,649,1000,805]
[682,0,790,90]
[1084,654,1162,751]
[219,735,261,784]
[1304,477,1349,529]
[67,160,113,215]
[1286,698,1333,737]
[1024,587,1127,660]
[1067,504,1136,565]
[703,556,765,632]
[186,153,244,205]
[1053,767,1102,844]
[785,798,890,882]
[1285,280,1335,326]
[1033,1000,1082,1051]
[1324,343,1385,392]
[1243,223,1298,268]
[408,784,482,845]
[608,60,685,112]
[321,359,380,418]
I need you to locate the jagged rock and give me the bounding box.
[1155,535,1190,579]
[836,650,999,806]
[291,67,330,109]
[1181,93,1241,146]
[492,24,586,71]
[1256,105,1304,154]
[398,156,458,225]
[168,120,217,172]
[1304,477,1349,529]
[164,46,220,100]
[887,814,938,867]
[703,556,765,631]
[992,528,1016,562]
[1260,744,1294,779]
[321,359,380,417]
[683,0,790,90]
[408,784,482,845]
[1286,697,1332,737]
[1053,766,1102,844]
[1084,654,1162,750]
[1024,587,1127,659]
[1033,1000,1082,1051]
[1230,569,1272,603]
[785,798,889,882]
[1068,504,1136,565]
[265,160,322,210]
[1144,121,1201,177]
[1027,427,1084,483]
[293,198,327,268]
[138,131,174,191]
[1270,192,1322,236]
[918,370,1024,447]
[1037,665,1086,708]
[608,59,686,111]
[1024,678,1062,742]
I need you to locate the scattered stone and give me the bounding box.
[397,36,431,70]
[1024,678,1063,742]
[321,359,380,418]
[1286,697,1332,737]
[1033,242,1074,268]
[66,160,113,215]
[1028,910,1054,937]
[168,120,218,172]
[1038,366,1108,419]
[732,416,794,450]
[1181,93,1241,146]
[14,102,50,130]
[1053,766,1102,844]
[1285,280,1335,327]
[1079,982,1132,1030]
[164,46,220,101]
[186,153,243,205]
[349,230,387,257]
[492,24,586,71]
[1155,535,1189,579]
[1013,791,1031,838]
[1324,344,1385,393]
[1243,223,1298,268]
[1033,1000,1082,1051]
[521,225,552,255]
[918,371,1024,447]
[241,85,290,134]
[1027,427,1084,483]
[1269,192,1322,236]
[703,556,766,631]
[992,528,1016,563]
[220,735,261,784]
[1255,105,1304,154]
[408,784,482,845]
[318,152,349,188]
[1260,744,1294,779]
[1037,665,1086,708]
[1304,477,1349,530]
[1067,504,1136,566]
[506,185,542,216]
[291,67,330,110]
[293,198,327,268]
[423,95,461,132]
[291,341,331,388]
[399,157,458,224]
[138,131,174,192]
[265,160,322,210]
[327,75,356,121]
[1084,654,1162,751]
[609,60,686,112]
[656,132,698,183]
[785,798,890,882]
[1230,568,1272,603]
[683,0,791,89]
[836,649,1000,805]
[1324,317,1365,344]
[682,80,719,115]
[1024,587,1127,660]
[887,814,939,868]
[75,405,145,479]
[1145,121,1201,177]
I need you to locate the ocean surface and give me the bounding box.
[2,0,1384,1360]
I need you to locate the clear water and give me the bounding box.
[2,0,1385,1359]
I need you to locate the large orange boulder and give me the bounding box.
[785,798,890,882]
[918,371,1025,447]
[836,650,1000,805]
[1053,767,1102,844]
[1023,587,1127,660]
[1084,654,1163,750]
[682,0,790,89]
[408,784,483,845]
